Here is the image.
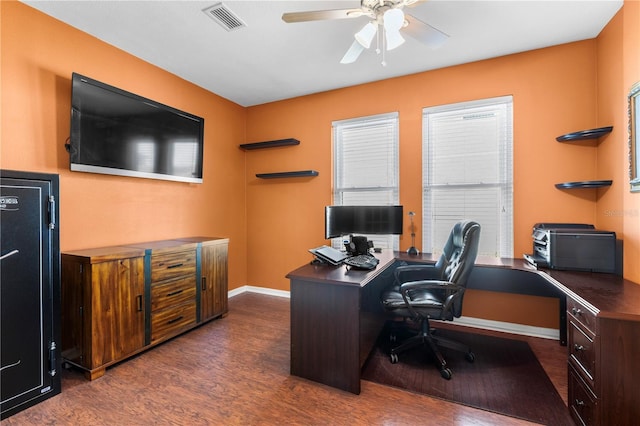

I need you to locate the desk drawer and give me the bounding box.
[150,250,196,283]
[151,302,196,343]
[151,277,196,312]
[568,297,596,334]
[569,363,597,426]
[569,319,596,386]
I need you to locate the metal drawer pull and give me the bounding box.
[202,277,207,291]
[166,263,184,269]
[167,316,184,325]
[166,289,184,297]
[136,295,143,311]
[575,399,585,407]
[571,307,583,315]
[574,344,585,351]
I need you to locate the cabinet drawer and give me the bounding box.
[150,250,196,283]
[151,302,196,343]
[569,364,597,426]
[569,319,596,385]
[151,277,196,312]
[568,297,596,334]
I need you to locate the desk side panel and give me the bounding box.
[598,317,640,424]
[290,279,360,394]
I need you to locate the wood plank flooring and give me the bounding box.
[2,292,568,425]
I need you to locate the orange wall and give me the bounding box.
[595,1,640,283]
[245,3,639,328]
[245,42,600,328]
[0,1,249,289]
[620,0,640,281]
[3,1,639,330]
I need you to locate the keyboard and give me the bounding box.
[344,254,379,270]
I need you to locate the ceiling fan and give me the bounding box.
[282,0,449,65]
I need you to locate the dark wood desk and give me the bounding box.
[287,250,640,425]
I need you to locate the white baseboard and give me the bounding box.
[229,285,290,299]
[229,286,559,341]
[453,316,559,341]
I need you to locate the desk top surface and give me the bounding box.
[288,250,640,321]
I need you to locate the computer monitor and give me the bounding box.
[325,205,403,239]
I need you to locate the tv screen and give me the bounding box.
[325,205,403,239]
[69,73,204,183]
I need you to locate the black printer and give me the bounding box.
[525,223,617,273]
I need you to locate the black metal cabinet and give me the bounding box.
[1,170,61,419]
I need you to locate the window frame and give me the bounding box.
[332,112,400,250]
[422,96,513,258]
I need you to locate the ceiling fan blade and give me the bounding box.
[404,0,430,7]
[340,40,365,64]
[282,9,363,23]
[403,14,448,49]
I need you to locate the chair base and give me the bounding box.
[388,319,475,380]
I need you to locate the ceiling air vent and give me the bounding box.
[203,3,246,32]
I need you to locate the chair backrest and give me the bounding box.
[434,220,481,316]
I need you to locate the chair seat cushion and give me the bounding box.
[381,288,453,320]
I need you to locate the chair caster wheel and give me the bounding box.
[465,351,475,363]
[440,368,452,380]
[390,353,399,364]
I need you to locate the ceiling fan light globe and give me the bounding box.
[385,29,405,50]
[383,8,405,32]
[355,22,377,48]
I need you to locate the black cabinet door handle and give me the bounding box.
[166,289,184,297]
[167,316,184,325]
[167,263,184,269]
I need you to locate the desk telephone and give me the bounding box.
[345,235,373,256]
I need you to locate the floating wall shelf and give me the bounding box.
[556,126,613,142]
[256,170,319,179]
[555,180,613,189]
[555,126,613,191]
[240,138,300,150]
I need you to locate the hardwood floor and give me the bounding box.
[2,292,567,425]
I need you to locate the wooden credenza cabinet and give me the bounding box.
[61,237,228,380]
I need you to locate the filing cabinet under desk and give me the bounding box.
[559,281,640,426]
[61,237,228,380]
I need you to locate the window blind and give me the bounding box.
[422,97,513,257]
[333,112,400,249]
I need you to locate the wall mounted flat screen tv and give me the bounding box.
[69,73,204,183]
[325,205,403,239]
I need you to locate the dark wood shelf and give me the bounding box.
[555,180,612,189]
[240,138,300,150]
[256,170,319,179]
[556,126,613,142]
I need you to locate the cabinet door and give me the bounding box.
[200,242,228,321]
[1,172,60,419]
[89,258,145,367]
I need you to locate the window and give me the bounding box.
[332,112,400,249]
[422,96,513,258]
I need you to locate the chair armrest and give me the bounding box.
[400,280,462,292]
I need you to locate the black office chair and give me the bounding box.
[380,220,481,379]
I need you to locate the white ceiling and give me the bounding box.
[22,0,623,107]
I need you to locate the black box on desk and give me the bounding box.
[532,223,617,273]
